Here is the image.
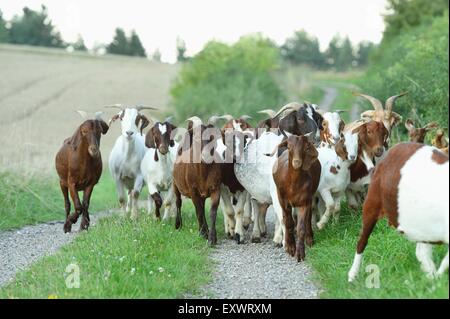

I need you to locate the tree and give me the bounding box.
[128,30,146,57]
[72,34,87,51]
[107,28,129,55]
[383,0,449,41]
[0,10,8,43]
[325,35,355,71]
[280,30,325,68]
[176,37,187,62]
[355,41,376,67]
[152,49,161,62]
[9,5,65,47]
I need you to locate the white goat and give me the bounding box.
[315,131,359,230]
[140,121,179,220]
[234,131,287,244]
[108,106,155,218]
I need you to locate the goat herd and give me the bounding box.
[55,92,449,283]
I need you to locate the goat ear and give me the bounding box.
[339,120,345,133]
[108,114,120,127]
[136,114,150,135]
[424,122,438,131]
[98,120,109,135]
[145,129,156,149]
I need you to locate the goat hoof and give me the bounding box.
[261,231,267,238]
[63,222,72,233]
[226,232,234,239]
[316,222,324,230]
[235,233,241,244]
[251,237,261,243]
[285,243,296,257]
[306,237,314,247]
[273,242,283,248]
[243,225,249,231]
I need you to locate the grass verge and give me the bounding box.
[0,171,118,231]
[307,204,449,298]
[0,202,221,298]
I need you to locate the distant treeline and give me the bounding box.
[1,4,374,70]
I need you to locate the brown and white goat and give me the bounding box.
[354,92,406,137]
[140,120,178,220]
[405,119,438,143]
[172,121,224,245]
[272,135,321,261]
[55,113,109,233]
[345,120,389,209]
[348,143,449,281]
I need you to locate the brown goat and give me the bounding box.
[405,119,438,143]
[172,124,223,245]
[345,120,389,209]
[55,117,109,233]
[272,135,321,261]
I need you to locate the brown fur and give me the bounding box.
[172,125,223,245]
[272,135,321,261]
[405,119,438,143]
[356,143,424,254]
[55,119,109,233]
[431,149,449,165]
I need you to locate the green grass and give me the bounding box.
[0,171,118,231]
[0,202,223,298]
[307,204,449,298]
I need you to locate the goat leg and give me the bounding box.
[151,192,163,220]
[80,185,94,231]
[173,184,183,229]
[208,189,220,246]
[60,182,72,233]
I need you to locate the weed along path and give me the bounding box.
[0,210,113,287]
[192,208,320,299]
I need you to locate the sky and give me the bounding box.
[1,0,389,63]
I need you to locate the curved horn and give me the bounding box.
[94,111,104,121]
[353,92,383,111]
[258,109,276,118]
[219,114,234,122]
[334,109,347,114]
[405,118,415,132]
[105,104,124,110]
[273,102,302,119]
[385,92,407,112]
[164,116,174,123]
[424,122,438,131]
[207,115,222,125]
[135,105,159,111]
[186,116,203,128]
[76,110,88,119]
[239,115,252,121]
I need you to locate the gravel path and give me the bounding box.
[319,86,338,111]
[190,207,321,299]
[0,210,113,287]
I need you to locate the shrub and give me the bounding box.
[358,13,449,135]
[170,34,285,121]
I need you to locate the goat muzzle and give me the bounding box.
[88,146,100,158]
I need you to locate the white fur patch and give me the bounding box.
[397,146,449,243]
[158,123,167,135]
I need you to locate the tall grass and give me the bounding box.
[0,171,118,231]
